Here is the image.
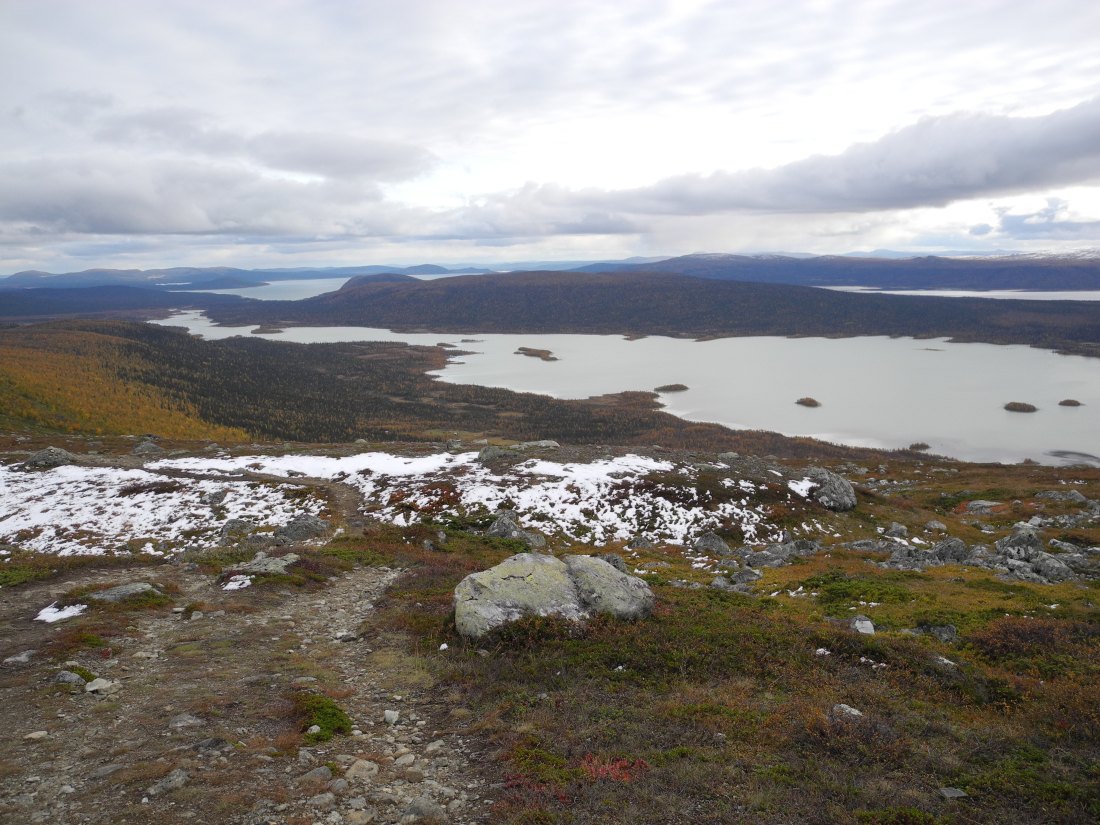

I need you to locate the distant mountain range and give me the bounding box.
[0,263,490,290]
[576,252,1100,290]
[6,250,1099,291]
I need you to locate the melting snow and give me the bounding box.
[223,575,253,591]
[3,450,794,558]
[0,463,323,556]
[788,478,815,497]
[35,602,87,623]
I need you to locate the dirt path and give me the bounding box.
[0,557,497,824]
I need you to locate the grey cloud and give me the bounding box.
[996,199,1100,240]
[534,96,1100,216]
[247,132,435,181]
[0,157,405,237]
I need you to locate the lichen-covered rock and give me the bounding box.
[132,441,166,457]
[805,467,857,511]
[453,554,585,639]
[453,553,654,639]
[562,555,654,620]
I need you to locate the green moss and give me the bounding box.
[800,569,918,607]
[511,746,583,785]
[68,665,96,682]
[295,693,352,743]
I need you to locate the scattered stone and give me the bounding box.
[627,535,656,550]
[939,787,969,800]
[169,713,204,729]
[229,550,301,577]
[345,759,380,783]
[516,440,560,450]
[884,522,908,539]
[86,582,161,603]
[84,678,120,695]
[924,520,947,532]
[384,709,400,725]
[146,769,190,797]
[453,552,654,639]
[401,796,448,823]
[804,467,857,511]
[692,531,731,555]
[477,446,519,463]
[274,514,330,545]
[486,511,546,550]
[308,791,336,810]
[54,670,88,686]
[132,441,166,457]
[23,446,76,469]
[1036,489,1088,504]
[23,731,49,741]
[4,650,36,665]
[296,766,333,784]
[965,500,1002,515]
[850,615,875,635]
[829,704,863,721]
[89,764,124,780]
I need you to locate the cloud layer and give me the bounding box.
[2,0,1100,269]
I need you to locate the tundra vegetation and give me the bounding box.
[0,315,1098,824]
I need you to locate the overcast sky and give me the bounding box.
[3,0,1100,272]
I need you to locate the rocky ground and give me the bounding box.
[1,557,499,824]
[3,435,1100,824]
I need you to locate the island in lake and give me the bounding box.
[515,346,559,362]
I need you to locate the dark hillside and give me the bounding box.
[206,271,1100,357]
[580,252,1100,290]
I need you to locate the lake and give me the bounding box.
[154,311,1100,466]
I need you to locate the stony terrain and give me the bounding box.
[3,434,1099,824]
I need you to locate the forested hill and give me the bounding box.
[204,270,1100,357]
[578,253,1100,290]
[0,285,246,318]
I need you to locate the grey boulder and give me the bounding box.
[24,446,76,469]
[805,467,857,511]
[86,582,161,603]
[453,553,653,639]
[274,514,330,545]
[486,511,547,550]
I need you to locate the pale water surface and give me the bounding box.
[198,277,352,300]
[828,286,1100,301]
[155,312,1100,466]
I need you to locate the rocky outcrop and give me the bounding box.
[228,551,301,577]
[805,467,857,511]
[738,539,822,568]
[132,441,166,457]
[453,553,654,639]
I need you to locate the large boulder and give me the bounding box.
[453,553,654,639]
[805,467,857,512]
[86,582,161,603]
[23,446,76,469]
[692,532,731,555]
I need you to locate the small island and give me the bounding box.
[654,383,689,393]
[1059,399,1083,407]
[1004,402,1038,413]
[515,347,559,362]
[795,397,821,408]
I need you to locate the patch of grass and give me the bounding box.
[800,569,919,607]
[293,693,352,744]
[68,665,97,682]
